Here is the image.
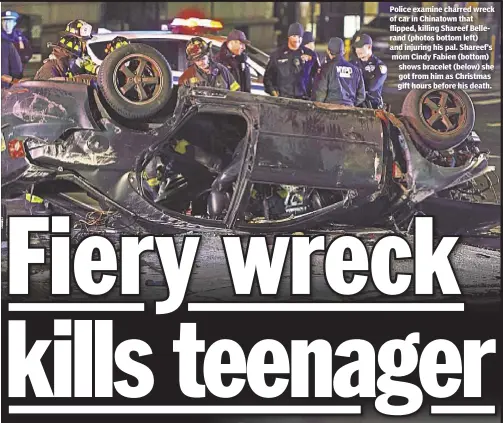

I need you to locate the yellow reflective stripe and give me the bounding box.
[26,193,44,204]
[230,81,240,91]
[174,139,190,154]
[146,178,159,187]
[251,188,258,199]
[141,171,160,187]
[276,188,289,199]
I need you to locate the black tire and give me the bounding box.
[401,88,475,150]
[97,43,173,120]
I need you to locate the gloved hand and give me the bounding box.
[76,55,99,75]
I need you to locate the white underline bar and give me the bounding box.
[188,303,465,312]
[430,405,496,414]
[9,405,362,414]
[8,303,145,312]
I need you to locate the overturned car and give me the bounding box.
[1,43,500,235]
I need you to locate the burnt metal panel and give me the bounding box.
[251,102,384,190]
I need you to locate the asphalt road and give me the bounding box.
[2,227,500,308]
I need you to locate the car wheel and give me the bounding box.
[97,43,173,120]
[401,89,475,150]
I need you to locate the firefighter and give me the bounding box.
[1,10,33,67]
[104,36,130,56]
[215,29,251,93]
[178,37,240,91]
[29,31,88,213]
[312,37,365,107]
[351,34,387,109]
[34,19,99,81]
[263,22,320,100]
[144,38,239,203]
[34,32,87,80]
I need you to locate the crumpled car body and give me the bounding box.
[1,81,499,235]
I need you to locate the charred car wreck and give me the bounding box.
[1,43,500,235]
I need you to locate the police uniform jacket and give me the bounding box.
[2,28,32,64]
[351,54,387,108]
[264,44,320,99]
[1,35,23,86]
[312,54,366,107]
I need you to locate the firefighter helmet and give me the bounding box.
[64,19,93,39]
[104,36,130,55]
[185,37,211,61]
[55,33,85,57]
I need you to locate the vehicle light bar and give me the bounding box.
[7,139,26,159]
[171,17,223,30]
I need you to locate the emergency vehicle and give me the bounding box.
[86,17,268,95]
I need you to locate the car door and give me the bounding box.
[229,100,385,230]
[249,101,384,191]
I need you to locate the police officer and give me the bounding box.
[264,22,320,100]
[178,37,240,91]
[313,37,365,107]
[1,14,23,88]
[215,29,251,93]
[351,34,387,109]
[1,11,32,67]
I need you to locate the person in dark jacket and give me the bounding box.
[312,37,365,107]
[263,22,320,100]
[1,32,23,88]
[215,29,251,93]
[351,34,387,109]
[1,11,33,66]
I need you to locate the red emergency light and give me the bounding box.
[168,17,223,35]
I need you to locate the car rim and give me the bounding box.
[113,53,164,105]
[419,90,466,135]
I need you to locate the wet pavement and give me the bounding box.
[2,223,500,309]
